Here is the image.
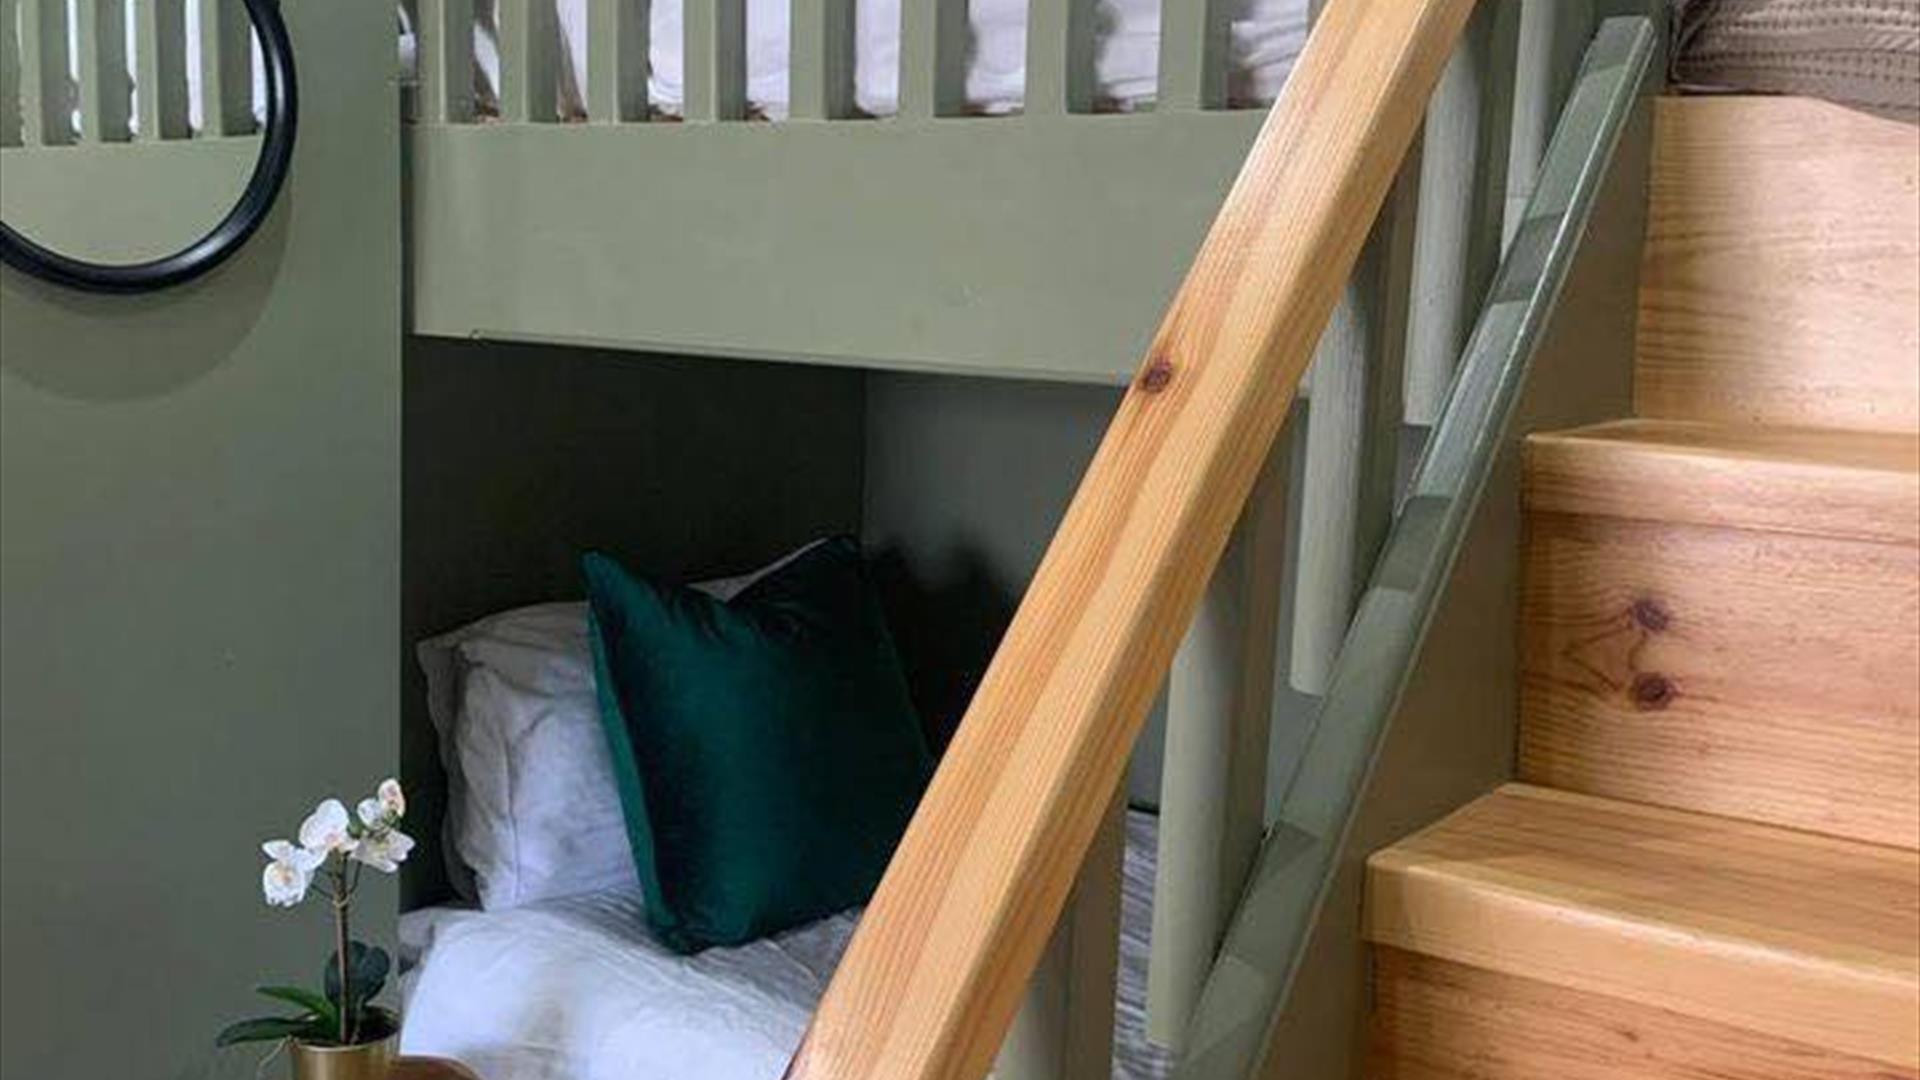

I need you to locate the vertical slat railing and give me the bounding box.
[1506,0,1593,243]
[1157,0,1228,111]
[499,0,559,122]
[1024,0,1094,116]
[198,0,253,135]
[1168,23,1660,1079]
[898,0,966,119]
[19,0,72,145]
[1147,442,1291,1049]
[1,0,24,146]
[587,0,647,121]
[790,0,854,119]
[76,0,132,141]
[1402,0,1520,425]
[783,2,1477,1073]
[683,0,745,120]
[994,795,1124,1080]
[134,0,189,138]
[1287,158,1420,695]
[416,0,476,122]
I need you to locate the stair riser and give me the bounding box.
[1368,948,1918,1080]
[1520,510,1920,849]
[1635,97,1920,433]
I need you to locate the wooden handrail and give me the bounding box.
[784,2,1477,1078]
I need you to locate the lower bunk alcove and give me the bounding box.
[396,336,1326,1077]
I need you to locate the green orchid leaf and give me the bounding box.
[322,941,391,1007]
[214,1016,315,1047]
[254,985,338,1026]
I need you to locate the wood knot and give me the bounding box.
[1629,597,1671,633]
[1630,673,1677,711]
[1137,356,1175,394]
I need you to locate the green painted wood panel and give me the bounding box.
[587,0,647,121]
[499,0,560,122]
[1,0,25,147]
[0,3,401,1078]
[409,110,1266,382]
[134,0,191,139]
[20,0,72,146]
[1403,0,1521,425]
[1158,0,1228,111]
[1289,156,1420,696]
[683,0,746,120]
[899,0,966,119]
[1024,0,1095,116]
[75,0,131,142]
[790,0,855,120]
[417,0,477,122]
[197,0,253,135]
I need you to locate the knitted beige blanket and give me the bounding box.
[1673,0,1920,117]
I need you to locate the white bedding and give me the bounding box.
[400,809,1174,1080]
[62,0,1304,139]
[458,0,1311,118]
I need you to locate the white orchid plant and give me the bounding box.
[217,779,415,1049]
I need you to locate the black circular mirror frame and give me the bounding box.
[0,0,298,294]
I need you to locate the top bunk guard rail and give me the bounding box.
[410,0,1242,126]
[402,0,1548,399]
[403,0,1358,382]
[1,0,257,148]
[779,1,1479,1077]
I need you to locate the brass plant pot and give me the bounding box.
[288,1031,396,1080]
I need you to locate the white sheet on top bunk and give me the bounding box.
[86,0,1302,138]
[464,0,1311,118]
[399,809,1174,1080]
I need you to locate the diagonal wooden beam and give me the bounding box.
[783,2,1478,1078]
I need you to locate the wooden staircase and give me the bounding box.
[1363,96,1920,1077]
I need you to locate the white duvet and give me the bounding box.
[460,0,1311,118]
[400,811,1173,1080]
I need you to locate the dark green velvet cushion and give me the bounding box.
[583,537,933,953]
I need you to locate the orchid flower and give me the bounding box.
[350,827,416,874]
[297,799,356,857]
[233,780,412,1048]
[261,840,324,907]
[377,778,405,819]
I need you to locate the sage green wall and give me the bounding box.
[401,337,867,908]
[0,2,400,1077]
[860,372,1172,802]
[860,373,1328,811]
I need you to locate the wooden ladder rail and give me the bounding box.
[782,2,1479,1078]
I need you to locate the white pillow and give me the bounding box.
[417,542,823,909]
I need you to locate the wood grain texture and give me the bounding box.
[1366,785,1920,1069]
[1527,420,1920,546]
[1635,96,1920,433]
[781,2,1477,1077]
[1368,947,1919,1080]
[1520,508,1920,849]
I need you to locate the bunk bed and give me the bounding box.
[1,0,1669,1075]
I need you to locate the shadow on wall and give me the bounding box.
[0,197,290,402]
[869,543,1019,758]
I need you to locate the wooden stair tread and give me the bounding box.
[1366,784,1920,1068]
[1635,96,1920,434]
[1526,419,1920,545]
